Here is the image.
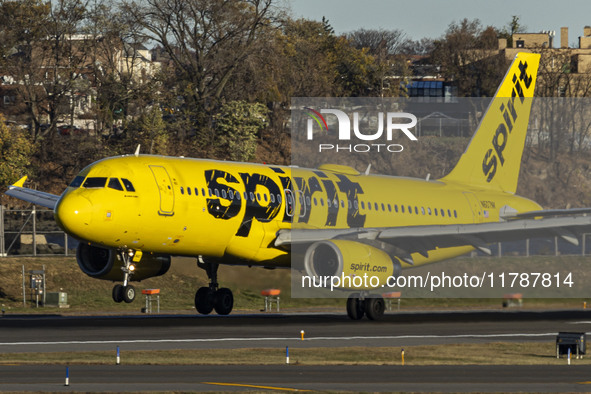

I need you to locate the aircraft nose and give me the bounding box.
[55,193,93,237]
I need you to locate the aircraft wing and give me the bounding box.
[4,176,61,210]
[275,213,591,262]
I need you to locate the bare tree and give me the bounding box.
[0,0,94,141]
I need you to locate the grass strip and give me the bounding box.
[0,342,588,366]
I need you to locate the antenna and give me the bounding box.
[364,164,371,175]
[426,173,431,181]
[134,145,141,157]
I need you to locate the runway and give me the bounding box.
[2,364,591,392]
[2,310,591,392]
[1,309,591,352]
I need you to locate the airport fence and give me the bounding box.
[0,206,78,257]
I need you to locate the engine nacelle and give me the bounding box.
[76,243,171,281]
[303,240,401,290]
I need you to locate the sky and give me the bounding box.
[287,0,591,46]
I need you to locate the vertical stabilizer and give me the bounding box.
[441,52,540,193]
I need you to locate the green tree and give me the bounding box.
[0,114,36,187]
[214,101,268,162]
[121,107,169,155]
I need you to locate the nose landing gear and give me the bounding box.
[194,257,234,315]
[112,249,137,304]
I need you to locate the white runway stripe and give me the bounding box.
[0,332,569,347]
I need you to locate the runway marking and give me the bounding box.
[203,382,309,391]
[0,333,560,347]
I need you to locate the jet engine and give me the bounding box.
[303,240,401,290]
[76,243,171,281]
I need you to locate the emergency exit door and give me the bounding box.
[149,165,175,216]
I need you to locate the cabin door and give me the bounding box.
[149,165,175,216]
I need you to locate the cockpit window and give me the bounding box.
[108,178,124,191]
[121,178,135,192]
[69,176,85,188]
[83,177,107,188]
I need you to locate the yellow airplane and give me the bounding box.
[6,52,591,319]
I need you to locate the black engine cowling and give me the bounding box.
[76,243,171,281]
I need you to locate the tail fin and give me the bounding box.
[441,52,540,193]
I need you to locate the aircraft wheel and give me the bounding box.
[112,284,124,303]
[195,287,215,315]
[122,285,136,303]
[365,297,385,321]
[346,293,365,320]
[214,288,234,315]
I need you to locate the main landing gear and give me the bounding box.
[112,249,137,304]
[194,258,234,315]
[346,293,385,320]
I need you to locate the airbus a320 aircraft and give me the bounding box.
[7,52,591,320]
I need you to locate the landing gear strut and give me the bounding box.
[112,249,136,304]
[195,257,234,315]
[346,293,385,320]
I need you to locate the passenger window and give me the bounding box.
[434,208,438,216]
[354,200,358,210]
[208,188,213,197]
[108,178,124,191]
[381,203,385,211]
[367,202,371,210]
[448,209,451,217]
[201,188,205,196]
[222,190,227,199]
[69,175,85,188]
[187,187,191,195]
[195,187,199,196]
[415,206,418,214]
[361,201,365,209]
[327,199,331,208]
[454,210,458,218]
[306,196,311,206]
[121,178,135,192]
[313,197,317,206]
[215,189,220,197]
[271,194,275,203]
[83,177,107,188]
[284,190,294,217]
[250,192,255,202]
[428,207,432,215]
[374,202,378,210]
[394,205,398,213]
[441,209,445,217]
[388,204,391,212]
[277,194,282,204]
[320,198,324,206]
[180,186,184,195]
[229,190,234,199]
[401,205,405,213]
[341,200,345,208]
[264,194,268,202]
[421,207,425,215]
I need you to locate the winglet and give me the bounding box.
[12,176,28,188]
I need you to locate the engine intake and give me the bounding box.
[304,240,401,290]
[76,243,171,281]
